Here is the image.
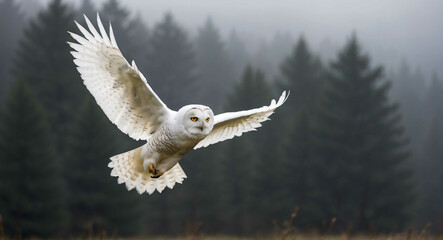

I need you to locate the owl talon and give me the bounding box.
[151,171,163,178]
[148,163,157,175]
[148,163,163,178]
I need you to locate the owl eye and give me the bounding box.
[206,117,210,122]
[190,117,198,122]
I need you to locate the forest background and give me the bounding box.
[0,0,442,237]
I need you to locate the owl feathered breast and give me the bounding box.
[146,125,180,155]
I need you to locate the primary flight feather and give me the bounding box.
[68,14,289,195]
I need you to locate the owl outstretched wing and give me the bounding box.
[68,14,173,140]
[194,91,289,149]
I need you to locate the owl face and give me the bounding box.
[179,105,214,138]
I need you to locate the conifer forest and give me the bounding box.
[0,0,442,238]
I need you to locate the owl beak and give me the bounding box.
[198,123,204,131]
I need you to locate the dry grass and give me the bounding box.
[1,212,443,240]
[88,233,443,240]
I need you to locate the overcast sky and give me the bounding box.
[32,0,443,80]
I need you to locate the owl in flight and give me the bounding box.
[68,14,288,195]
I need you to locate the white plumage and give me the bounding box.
[108,146,186,194]
[68,14,289,195]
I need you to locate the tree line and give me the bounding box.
[0,0,442,237]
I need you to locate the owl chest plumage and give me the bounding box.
[146,125,181,156]
[143,123,200,173]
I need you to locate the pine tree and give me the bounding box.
[0,79,66,238]
[145,12,197,110]
[279,109,317,227]
[0,0,24,103]
[276,37,325,226]
[417,77,443,230]
[390,60,426,154]
[220,66,275,234]
[279,36,324,115]
[64,98,142,236]
[389,57,427,228]
[226,66,273,110]
[12,0,80,152]
[194,18,234,112]
[419,116,443,231]
[312,35,413,232]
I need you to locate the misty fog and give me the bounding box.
[24,0,443,80]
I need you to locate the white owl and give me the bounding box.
[68,14,289,195]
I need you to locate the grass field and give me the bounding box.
[2,232,443,240]
[82,233,443,240]
[2,215,442,240]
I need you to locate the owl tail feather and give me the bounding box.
[108,146,187,195]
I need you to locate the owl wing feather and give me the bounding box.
[68,14,173,140]
[194,91,289,149]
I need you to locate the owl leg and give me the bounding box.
[148,163,156,175]
[143,159,157,175]
[148,163,164,178]
[151,172,163,178]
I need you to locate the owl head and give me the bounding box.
[177,104,214,139]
